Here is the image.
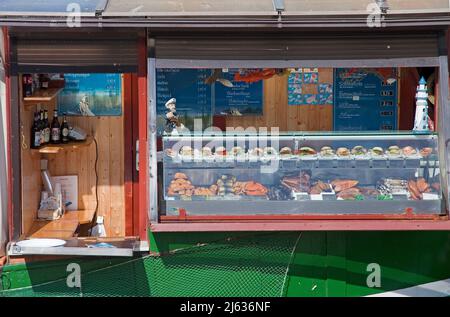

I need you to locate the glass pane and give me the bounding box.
[105,0,274,15]
[284,0,449,12]
[105,0,449,15]
[162,133,441,215]
[1,0,101,13]
[157,66,443,217]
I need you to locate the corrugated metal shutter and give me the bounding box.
[10,32,139,74]
[155,33,440,60]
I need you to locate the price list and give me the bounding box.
[333,68,398,131]
[156,68,211,115]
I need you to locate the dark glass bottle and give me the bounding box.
[43,110,51,145]
[23,74,33,97]
[61,116,70,144]
[50,110,61,144]
[30,112,41,149]
[39,74,49,89]
[39,110,45,146]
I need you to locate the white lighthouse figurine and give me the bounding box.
[413,77,429,132]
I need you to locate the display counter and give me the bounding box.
[161,132,442,217]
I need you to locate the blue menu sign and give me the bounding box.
[214,69,263,116]
[156,68,212,115]
[156,68,263,122]
[333,68,398,131]
[58,73,122,116]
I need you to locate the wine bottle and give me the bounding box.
[22,74,33,97]
[30,112,41,149]
[61,116,69,144]
[44,110,51,145]
[50,110,61,144]
[39,110,45,146]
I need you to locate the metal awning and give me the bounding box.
[103,0,450,16]
[1,0,450,28]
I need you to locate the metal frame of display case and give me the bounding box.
[162,133,442,215]
[147,38,450,230]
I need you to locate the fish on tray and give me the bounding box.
[244,181,268,196]
[310,180,331,195]
[337,187,361,200]
[281,171,311,193]
[408,180,422,200]
[331,179,359,192]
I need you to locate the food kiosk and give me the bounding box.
[148,34,450,231]
[1,0,450,297]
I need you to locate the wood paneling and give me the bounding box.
[20,75,127,238]
[226,68,333,131]
[19,76,42,235]
[46,114,125,237]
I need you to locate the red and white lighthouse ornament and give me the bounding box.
[413,77,429,132]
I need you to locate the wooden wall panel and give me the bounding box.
[46,114,125,237]
[19,77,42,235]
[21,75,128,238]
[225,69,333,131]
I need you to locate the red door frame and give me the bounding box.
[3,27,14,241]
[3,27,148,242]
[137,35,148,241]
[124,35,148,241]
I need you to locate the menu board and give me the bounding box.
[214,69,263,115]
[333,68,398,131]
[58,73,122,116]
[156,68,211,115]
[156,68,263,122]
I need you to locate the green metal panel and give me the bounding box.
[1,232,450,297]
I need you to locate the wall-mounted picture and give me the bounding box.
[303,94,318,105]
[318,83,333,94]
[318,93,333,105]
[213,69,264,116]
[58,73,122,116]
[303,72,319,84]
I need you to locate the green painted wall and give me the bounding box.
[1,231,450,297]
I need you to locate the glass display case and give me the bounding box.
[161,132,443,216]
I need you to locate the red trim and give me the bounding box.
[123,73,134,236]
[131,73,140,237]
[152,219,450,232]
[160,213,442,222]
[137,35,148,241]
[3,27,13,241]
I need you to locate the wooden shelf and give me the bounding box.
[27,210,96,239]
[23,88,62,108]
[63,209,96,225]
[31,136,93,154]
[28,217,78,239]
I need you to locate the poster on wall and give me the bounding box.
[156,68,212,133]
[214,69,263,116]
[58,73,122,116]
[333,68,398,131]
[155,68,264,132]
[288,68,333,106]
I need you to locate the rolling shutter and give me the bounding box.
[154,32,440,61]
[10,29,139,74]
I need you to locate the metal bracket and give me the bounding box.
[136,140,139,172]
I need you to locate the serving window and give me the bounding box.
[8,72,142,257]
[152,65,448,223]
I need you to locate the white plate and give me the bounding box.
[16,239,67,248]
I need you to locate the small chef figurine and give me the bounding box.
[164,98,184,133]
[413,77,430,132]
